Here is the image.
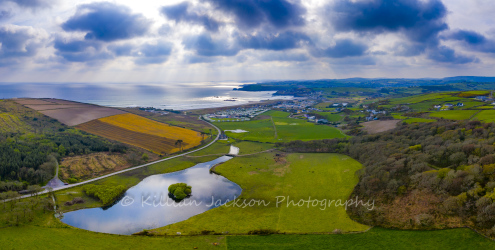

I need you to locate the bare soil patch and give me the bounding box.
[25,104,94,111]
[16,98,127,126]
[14,99,55,105]
[362,120,400,134]
[40,107,126,126]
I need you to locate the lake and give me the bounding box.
[0,82,292,110]
[61,156,242,235]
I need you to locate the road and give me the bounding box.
[2,120,222,202]
[44,158,64,189]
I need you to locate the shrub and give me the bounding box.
[414,214,434,227]
[248,229,279,235]
[84,184,127,205]
[168,183,192,201]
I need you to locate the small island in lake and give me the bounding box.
[168,183,192,201]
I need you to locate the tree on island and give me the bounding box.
[168,183,192,200]
[175,139,183,152]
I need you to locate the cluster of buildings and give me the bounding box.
[138,107,170,115]
[331,102,349,107]
[434,102,464,110]
[203,108,269,122]
[272,100,318,113]
[364,109,387,121]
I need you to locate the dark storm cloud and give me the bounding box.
[183,33,240,56]
[311,39,368,58]
[161,2,221,32]
[0,0,53,8]
[427,46,477,64]
[236,31,310,51]
[205,0,306,29]
[61,2,151,42]
[331,0,448,45]
[134,41,173,65]
[446,30,495,53]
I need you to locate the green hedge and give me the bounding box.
[84,184,127,205]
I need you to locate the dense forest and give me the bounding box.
[0,100,127,187]
[277,120,495,237]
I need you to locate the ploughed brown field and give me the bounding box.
[16,98,203,154]
[24,104,92,111]
[14,98,127,126]
[40,107,127,126]
[76,120,190,155]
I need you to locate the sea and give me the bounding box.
[0,82,292,110]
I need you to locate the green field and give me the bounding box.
[316,112,344,122]
[473,110,495,122]
[264,110,290,118]
[0,226,226,249]
[219,119,276,142]
[389,93,451,105]
[403,118,436,124]
[152,153,369,235]
[429,110,479,120]
[218,113,346,142]
[273,117,346,141]
[2,225,493,249]
[227,227,494,249]
[391,114,408,120]
[458,90,491,97]
[475,106,495,110]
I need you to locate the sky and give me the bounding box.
[0,0,495,83]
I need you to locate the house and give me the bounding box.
[457,102,464,107]
[342,103,348,107]
[219,131,228,140]
[444,103,454,107]
[332,103,340,107]
[476,96,488,101]
[317,119,329,124]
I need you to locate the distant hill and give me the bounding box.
[235,76,495,91]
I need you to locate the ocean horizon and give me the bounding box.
[0,82,292,110]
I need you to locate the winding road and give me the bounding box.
[2,119,222,202]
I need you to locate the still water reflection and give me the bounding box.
[61,156,241,235]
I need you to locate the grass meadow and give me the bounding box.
[152,153,370,235]
[218,112,346,143]
[473,110,495,123]
[226,227,494,249]
[429,110,479,120]
[403,118,436,124]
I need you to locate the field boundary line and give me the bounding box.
[2,119,222,203]
[469,110,482,120]
[270,116,278,140]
